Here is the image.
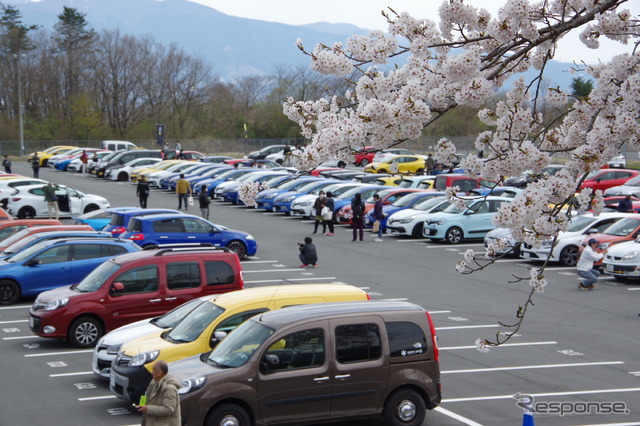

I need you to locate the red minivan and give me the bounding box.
[29,246,244,347]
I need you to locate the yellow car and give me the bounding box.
[27,145,77,167]
[376,175,405,186]
[364,154,426,174]
[129,160,185,182]
[110,283,370,402]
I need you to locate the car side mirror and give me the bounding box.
[211,330,227,346]
[261,354,280,371]
[586,228,599,234]
[112,282,124,291]
[25,259,40,267]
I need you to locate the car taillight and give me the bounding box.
[426,312,439,362]
[365,293,371,300]
[111,227,126,236]
[127,233,144,240]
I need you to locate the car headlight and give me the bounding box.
[106,344,122,355]
[622,250,639,260]
[282,196,295,202]
[296,201,312,207]
[265,194,277,199]
[398,217,414,224]
[45,298,69,311]
[428,219,446,225]
[97,197,108,203]
[179,377,207,395]
[540,240,553,248]
[128,350,160,367]
[598,242,610,249]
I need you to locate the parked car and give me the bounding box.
[96,149,163,178]
[159,163,219,190]
[578,214,640,266]
[372,148,418,164]
[503,164,566,188]
[0,219,62,244]
[519,213,628,265]
[7,184,110,219]
[0,230,114,260]
[120,214,257,259]
[290,182,365,218]
[0,224,91,251]
[201,155,233,163]
[423,196,512,244]
[169,300,441,426]
[29,145,77,167]
[397,175,436,189]
[247,144,292,160]
[100,140,136,151]
[218,172,292,205]
[193,168,264,196]
[71,208,131,231]
[130,159,185,183]
[353,145,377,166]
[0,178,48,208]
[483,228,522,256]
[0,207,11,221]
[603,175,640,198]
[28,246,244,346]
[432,174,485,193]
[364,155,426,174]
[386,196,451,237]
[0,237,140,305]
[579,169,640,192]
[607,153,626,168]
[365,191,443,231]
[83,151,117,174]
[162,150,205,161]
[104,157,162,181]
[102,208,182,237]
[51,148,107,171]
[336,188,425,225]
[603,239,640,280]
[109,283,370,403]
[272,179,341,214]
[254,177,322,211]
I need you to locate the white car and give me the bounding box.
[607,153,626,168]
[396,176,435,189]
[0,178,47,208]
[92,296,207,378]
[603,175,640,198]
[386,196,451,237]
[290,182,364,218]
[603,239,640,281]
[7,184,110,219]
[104,157,162,181]
[47,148,85,168]
[372,148,419,164]
[146,161,191,187]
[520,212,627,266]
[484,228,521,256]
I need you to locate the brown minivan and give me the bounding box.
[170,300,441,426]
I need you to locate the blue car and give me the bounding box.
[0,238,140,304]
[159,163,217,190]
[272,180,341,214]
[176,165,233,192]
[365,191,446,229]
[193,168,263,196]
[0,230,114,260]
[102,208,183,237]
[165,164,224,191]
[220,173,293,205]
[71,207,139,231]
[255,177,322,211]
[120,214,257,259]
[330,185,387,215]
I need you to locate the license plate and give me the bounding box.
[606,264,613,272]
[28,316,34,328]
[109,373,116,389]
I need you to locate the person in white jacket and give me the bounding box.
[576,238,608,290]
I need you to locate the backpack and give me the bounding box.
[352,200,364,219]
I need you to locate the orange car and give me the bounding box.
[579,214,640,266]
[0,219,62,244]
[0,207,11,221]
[0,224,92,251]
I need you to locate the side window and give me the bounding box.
[72,244,105,260]
[386,321,428,358]
[166,262,201,290]
[214,309,267,334]
[598,172,616,181]
[153,219,184,233]
[102,244,128,257]
[111,265,158,295]
[33,245,70,264]
[594,219,617,232]
[183,219,212,233]
[456,179,475,193]
[335,323,381,364]
[261,328,325,374]
[205,261,236,285]
[127,219,143,232]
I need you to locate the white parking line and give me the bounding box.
[442,387,640,403]
[242,269,302,273]
[3,336,37,340]
[436,324,498,330]
[0,319,28,324]
[627,288,640,291]
[244,277,337,284]
[0,305,30,310]
[440,341,557,350]
[78,395,116,401]
[25,350,92,357]
[434,406,483,426]
[50,371,93,377]
[429,310,452,314]
[442,361,624,374]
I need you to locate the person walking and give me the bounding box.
[42,182,59,220]
[32,154,41,178]
[135,360,181,426]
[351,192,365,242]
[372,193,384,242]
[2,155,11,173]
[175,141,182,159]
[577,238,608,290]
[175,173,192,211]
[617,194,633,212]
[312,190,327,234]
[199,184,211,219]
[324,191,335,236]
[298,236,318,268]
[80,150,89,175]
[136,176,150,208]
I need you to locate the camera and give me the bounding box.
[298,242,304,247]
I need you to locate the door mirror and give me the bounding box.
[112,282,124,291]
[25,258,40,267]
[210,330,227,346]
[586,228,599,234]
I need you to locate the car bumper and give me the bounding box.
[92,346,117,378]
[28,311,69,340]
[604,262,640,277]
[423,225,444,239]
[109,362,152,403]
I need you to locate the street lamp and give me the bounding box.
[16,54,24,155]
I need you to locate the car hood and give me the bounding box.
[604,239,640,256]
[120,330,167,356]
[100,320,160,346]
[167,353,227,382]
[388,208,422,220]
[34,285,80,304]
[605,185,640,195]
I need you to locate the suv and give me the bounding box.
[171,300,440,426]
[0,237,140,305]
[28,246,244,347]
[109,283,370,403]
[121,214,257,259]
[97,149,163,178]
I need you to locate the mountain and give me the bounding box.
[13,0,588,89]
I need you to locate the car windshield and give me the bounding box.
[3,240,51,263]
[75,260,122,292]
[0,228,32,248]
[153,299,205,329]
[566,216,598,232]
[414,197,448,211]
[2,233,41,254]
[603,217,640,237]
[200,167,229,178]
[165,301,225,343]
[585,171,601,180]
[366,189,395,202]
[206,320,274,368]
[441,199,474,214]
[336,186,370,200]
[391,192,426,207]
[622,176,640,186]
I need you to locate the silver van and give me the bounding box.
[100,140,136,151]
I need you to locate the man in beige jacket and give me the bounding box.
[136,360,181,426]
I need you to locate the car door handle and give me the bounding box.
[334,374,351,380]
[149,299,162,303]
[165,297,177,301]
[313,377,330,383]
[160,236,169,239]
[187,236,196,239]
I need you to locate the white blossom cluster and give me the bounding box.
[238,182,262,207]
[529,268,548,294]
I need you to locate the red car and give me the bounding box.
[579,169,640,192]
[579,214,640,266]
[353,146,377,166]
[336,188,426,224]
[28,246,244,347]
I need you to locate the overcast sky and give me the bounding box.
[188,0,638,63]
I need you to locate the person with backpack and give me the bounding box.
[351,192,365,242]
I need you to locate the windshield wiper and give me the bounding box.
[205,358,232,368]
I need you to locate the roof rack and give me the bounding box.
[149,243,231,256]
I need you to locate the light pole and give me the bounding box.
[16,54,24,155]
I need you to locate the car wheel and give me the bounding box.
[117,172,128,181]
[276,159,283,165]
[445,227,463,244]
[383,389,426,426]
[83,204,100,214]
[338,160,346,168]
[416,168,424,174]
[559,245,579,266]
[17,206,36,219]
[226,241,247,260]
[68,317,102,348]
[360,159,369,167]
[378,169,387,174]
[0,280,20,305]
[206,403,250,426]
[411,223,424,238]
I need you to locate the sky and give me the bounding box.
[188,0,638,63]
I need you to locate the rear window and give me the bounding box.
[205,261,236,285]
[166,262,201,290]
[386,321,428,358]
[335,323,381,363]
[153,219,184,233]
[127,218,143,232]
[109,214,125,226]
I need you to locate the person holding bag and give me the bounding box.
[323,191,335,236]
[372,193,384,242]
[312,190,327,234]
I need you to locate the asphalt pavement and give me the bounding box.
[1,162,639,425]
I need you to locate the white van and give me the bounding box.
[100,140,136,151]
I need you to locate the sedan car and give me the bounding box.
[120,214,257,259]
[104,157,162,181]
[603,239,640,280]
[7,184,110,219]
[364,155,426,174]
[386,196,451,237]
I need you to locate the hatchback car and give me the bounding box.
[579,169,640,192]
[0,230,113,260]
[28,246,244,347]
[578,215,640,266]
[0,178,48,208]
[603,239,640,280]
[120,214,257,259]
[0,219,62,243]
[104,157,162,181]
[364,155,426,174]
[386,196,452,237]
[423,196,512,244]
[109,284,370,403]
[7,184,110,219]
[0,224,93,252]
[102,208,182,237]
[0,237,140,305]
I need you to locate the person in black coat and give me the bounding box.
[199,184,211,219]
[351,193,365,242]
[136,176,150,208]
[298,236,318,268]
[323,192,335,236]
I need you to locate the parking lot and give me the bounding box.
[1,163,639,425]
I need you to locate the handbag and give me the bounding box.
[372,220,380,233]
[321,206,332,220]
[188,196,194,206]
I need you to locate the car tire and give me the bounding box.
[0,279,20,305]
[338,160,346,168]
[559,245,579,266]
[83,204,100,214]
[117,172,128,181]
[17,206,36,219]
[360,159,369,167]
[276,159,283,165]
[378,169,387,174]
[416,168,424,174]
[68,317,102,348]
[206,403,250,426]
[445,227,463,244]
[226,241,247,260]
[383,389,426,426]
[411,223,424,238]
